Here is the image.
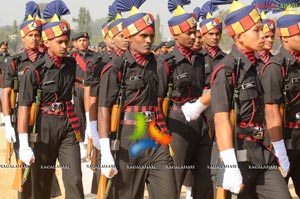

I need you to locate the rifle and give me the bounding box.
[90,147,98,172]
[99,59,128,198]
[162,58,175,120]
[86,137,93,160]
[12,63,45,192]
[5,142,12,164]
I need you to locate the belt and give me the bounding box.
[41,102,66,112]
[75,78,84,87]
[237,126,264,140]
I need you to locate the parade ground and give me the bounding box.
[0,123,297,199]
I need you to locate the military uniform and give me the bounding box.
[18,53,84,199]
[157,47,213,198]
[70,46,97,141]
[211,45,291,198]
[99,49,177,199]
[261,47,300,197]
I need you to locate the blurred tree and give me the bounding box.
[154,14,162,45]
[72,7,92,36]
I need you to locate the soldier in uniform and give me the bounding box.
[17,1,84,198]
[157,0,213,198]
[2,2,62,198]
[256,11,276,64]
[260,7,300,198]
[166,40,175,53]
[0,41,10,111]
[70,31,97,160]
[97,0,177,198]
[209,1,291,198]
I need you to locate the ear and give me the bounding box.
[281,36,288,44]
[44,40,50,48]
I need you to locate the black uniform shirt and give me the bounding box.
[0,52,11,73]
[71,49,95,81]
[211,45,264,123]
[90,50,112,97]
[157,47,205,100]
[261,47,300,118]
[3,51,41,88]
[98,49,159,107]
[18,54,76,106]
[201,47,227,88]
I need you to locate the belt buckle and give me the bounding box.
[296,112,300,123]
[144,111,154,122]
[51,102,64,112]
[252,126,264,140]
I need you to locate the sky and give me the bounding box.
[0,0,275,40]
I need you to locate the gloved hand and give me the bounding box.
[85,112,92,139]
[181,98,208,121]
[220,148,243,194]
[272,139,290,177]
[90,121,100,150]
[19,133,35,166]
[100,138,118,178]
[3,115,16,143]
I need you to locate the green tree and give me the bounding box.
[154,14,162,44]
[72,7,92,36]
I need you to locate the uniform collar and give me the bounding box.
[173,47,187,64]
[230,45,254,72]
[280,46,298,65]
[124,49,152,67]
[44,53,66,69]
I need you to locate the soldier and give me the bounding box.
[157,0,213,198]
[70,31,96,160]
[97,0,177,198]
[166,40,175,53]
[2,2,62,198]
[256,11,276,64]
[259,6,300,198]
[0,41,10,73]
[209,1,290,198]
[17,1,84,198]
[97,41,106,54]
[191,20,203,53]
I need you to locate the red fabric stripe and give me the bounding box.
[177,45,192,63]
[205,46,219,58]
[25,48,39,63]
[47,52,63,67]
[72,52,87,71]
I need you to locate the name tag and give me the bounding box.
[176,72,188,80]
[241,81,255,90]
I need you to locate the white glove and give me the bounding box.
[220,148,243,194]
[100,138,118,178]
[181,98,208,121]
[85,112,91,138]
[19,133,35,166]
[90,121,100,150]
[272,139,290,177]
[3,115,16,143]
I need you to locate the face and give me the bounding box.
[174,27,196,48]
[282,33,300,54]
[113,32,129,51]
[44,35,69,57]
[160,45,168,54]
[104,36,115,51]
[192,31,203,49]
[0,44,8,53]
[203,29,221,47]
[237,22,264,51]
[76,37,89,51]
[128,29,155,54]
[263,31,275,51]
[22,30,41,50]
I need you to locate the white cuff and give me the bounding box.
[3,115,11,126]
[85,112,90,122]
[100,138,111,156]
[272,139,287,156]
[90,120,97,131]
[220,148,238,168]
[196,98,208,114]
[19,133,29,149]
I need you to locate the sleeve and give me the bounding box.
[260,63,283,104]
[98,63,120,107]
[2,57,15,88]
[18,67,38,106]
[211,68,233,114]
[157,60,168,98]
